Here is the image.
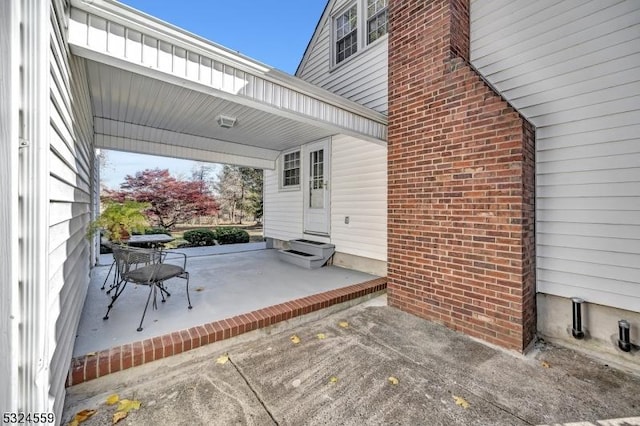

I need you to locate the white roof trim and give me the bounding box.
[96,134,276,170]
[94,117,280,163]
[296,0,332,76]
[69,0,387,145]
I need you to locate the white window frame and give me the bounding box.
[333,2,359,66]
[366,0,388,45]
[280,148,301,191]
[331,0,388,69]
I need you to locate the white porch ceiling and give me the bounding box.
[68,0,387,169]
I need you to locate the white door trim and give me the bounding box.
[303,138,331,236]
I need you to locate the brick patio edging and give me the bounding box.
[67,277,387,386]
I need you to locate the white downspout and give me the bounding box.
[19,0,52,414]
[0,0,21,414]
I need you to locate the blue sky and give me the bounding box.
[102,0,327,189]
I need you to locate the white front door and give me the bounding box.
[304,139,331,235]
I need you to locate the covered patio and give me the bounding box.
[68,244,386,385]
[64,0,389,386]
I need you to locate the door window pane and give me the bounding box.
[309,150,324,208]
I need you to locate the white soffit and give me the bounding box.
[68,0,387,164]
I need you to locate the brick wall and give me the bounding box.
[387,0,536,351]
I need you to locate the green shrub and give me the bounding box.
[214,227,250,245]
[145,226,170,235]
[183,228,217,246]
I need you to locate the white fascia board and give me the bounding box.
[93,117,279,167]
[95,134,277,170]
[68,1,387,145]
[70,0,271,74]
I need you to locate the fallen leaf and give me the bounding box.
[216,354,229,364]
[85,352,97,357]
[117,399,141,413]
[541,361,551,368]
[453,395,470,409]
[316,333,327,340]
[290,335,301,344]
[388,376,399,385]
[194,287,205,292]
[329,376,339,383]
[69,421,79,426]
[106,394,119,405]
[112,411,128,424]
[72,409,97,423]
[338,321,349,328]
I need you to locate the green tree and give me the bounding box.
[240,168,263,223]
[214,165,263,224]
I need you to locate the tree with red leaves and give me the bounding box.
[105,168,218,230]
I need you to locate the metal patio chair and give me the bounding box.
[104,245,192,332]
[100,239,120,293]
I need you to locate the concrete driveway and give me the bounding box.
[64,296,640,425]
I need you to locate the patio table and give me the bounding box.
[125,234,174,248]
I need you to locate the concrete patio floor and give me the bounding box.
[73,243,378,357]
[64,296,640,426]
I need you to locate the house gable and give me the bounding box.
[296,0,389,114]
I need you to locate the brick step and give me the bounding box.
[67,278,387,387]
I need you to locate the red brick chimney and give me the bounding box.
[387,0,536,351]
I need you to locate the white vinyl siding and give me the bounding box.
[330,135,387,261]
[264,168,304,241]
[48,1,94,417]
[263,135,386,262]
[297,0,388,114]
[471,0,640,312]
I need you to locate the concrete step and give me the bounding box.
[289,239,335,259]
[277,239,336,269]
[277,249,326,269]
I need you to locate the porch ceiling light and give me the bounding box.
[216,114,237,129]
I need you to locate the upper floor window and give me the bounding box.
[332,1,388,67]
[367,0,388,44]
[335,4,358,64]
[282,150,301,187]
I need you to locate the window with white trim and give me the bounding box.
[282,150,300,187]
[335,4,358,64]
[367,0,388,44]
[332,0,388,66]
